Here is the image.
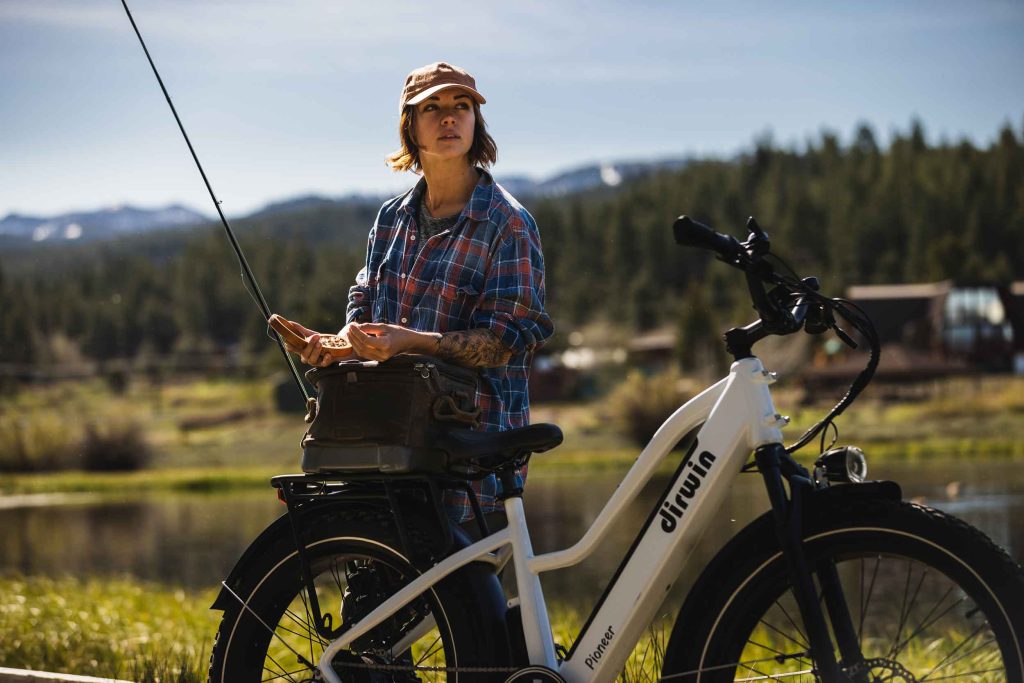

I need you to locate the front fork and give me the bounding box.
[755,444,865,683]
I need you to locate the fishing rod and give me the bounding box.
[120,0,309,403]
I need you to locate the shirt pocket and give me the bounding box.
[430,281,480,329]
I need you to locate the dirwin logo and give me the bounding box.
[658,451,716,533]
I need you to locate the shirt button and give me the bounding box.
[401,317,408,324]
[400,273,406,279]
[410,235,417,241]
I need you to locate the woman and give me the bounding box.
[280,61,553,525]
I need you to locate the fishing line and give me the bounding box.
[120,0,309,402]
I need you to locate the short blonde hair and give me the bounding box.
[386,101,498,173]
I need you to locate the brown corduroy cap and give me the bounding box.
[399,62,486,113]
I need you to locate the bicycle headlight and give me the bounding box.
[815,446,868,484]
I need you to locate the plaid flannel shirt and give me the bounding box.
[346,170,553,522]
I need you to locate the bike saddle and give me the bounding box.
[436,423,563,468]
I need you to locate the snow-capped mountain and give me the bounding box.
[0,204,209,243]
[498,157,690,198]
[0,157,690,248]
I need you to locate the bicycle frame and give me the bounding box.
[318,356,789,682]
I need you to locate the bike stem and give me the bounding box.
[755,443,844,682]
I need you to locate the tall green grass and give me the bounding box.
[0,575,216,682]
[2,575,675,681]
[2,574,1004,682]
[0,412,78,472]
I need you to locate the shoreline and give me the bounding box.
[2,440,1022,497]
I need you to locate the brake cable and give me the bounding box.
[783,289,880,455]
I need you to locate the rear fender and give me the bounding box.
[210,495,392,611]
[209,493,502,615]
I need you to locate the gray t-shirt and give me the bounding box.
[417,196,459,240]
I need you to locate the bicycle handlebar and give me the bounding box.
[674,215,797,338]
[671,213,881,455]
[672,216,744,262]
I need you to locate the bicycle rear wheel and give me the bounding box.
[208,507,508,682]
[662,497,1024,682]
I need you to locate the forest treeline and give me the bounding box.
[1,119,1022,370]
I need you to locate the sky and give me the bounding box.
[1,0,1022,219]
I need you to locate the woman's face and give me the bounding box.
[413,87,476,165]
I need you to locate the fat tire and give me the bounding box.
[662,496,1024,682]
[208,505,508,682]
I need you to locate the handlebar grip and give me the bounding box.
[673,216,743,260]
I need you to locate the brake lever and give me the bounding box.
[820,306,859,349]
[742,217,771,259]
[804,301,857,348]
[833,323,858,349]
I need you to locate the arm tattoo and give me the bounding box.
[435,328,513,368]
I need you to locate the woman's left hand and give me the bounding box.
[345,322,436,362]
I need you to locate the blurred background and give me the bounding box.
[1,1,1023,680]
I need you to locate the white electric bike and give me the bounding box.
[208,216,1024,683]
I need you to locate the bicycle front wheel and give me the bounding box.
[208,507,508,682]
[663,496,1024,682]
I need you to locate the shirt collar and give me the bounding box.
[398,168,496,222]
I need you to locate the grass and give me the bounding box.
[2,373,1024,496]
[5,574,990,682]
[0,375,304,473]
[0,574,217,682]
[780,375,1024,460]
[0,574,675,682]
[0,465,286,495]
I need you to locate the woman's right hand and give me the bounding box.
[275,317,334,367]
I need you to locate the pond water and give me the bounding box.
[2,460,1022,610]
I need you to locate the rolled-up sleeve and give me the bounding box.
[346,227,376,325]
[471,215,554,355]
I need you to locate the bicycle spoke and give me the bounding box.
[298,584,317,666]
[768,597,810,650]
[659,654,825,681]
[275,618,324,647]
[746,638,812,666]
[734,672,815,682]
[884,557,915,659]
[754,616,811,655]
[736,657,816,681]
[923,666,1006,681]
[858,554,881,646]
[279,606,328,646]
[918,622,988,681]
[887,561,928,661]
[890,588,964,655]
[922,636,999,680]
[282,602,324,641]
[261,665,314,683]
[262,651,302,683]
[220,581,318,669]
[415,635,444,664]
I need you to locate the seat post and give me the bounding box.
[497,466,524,500]
[504,495,558,668]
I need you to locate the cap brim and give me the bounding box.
[405,83,486,108]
